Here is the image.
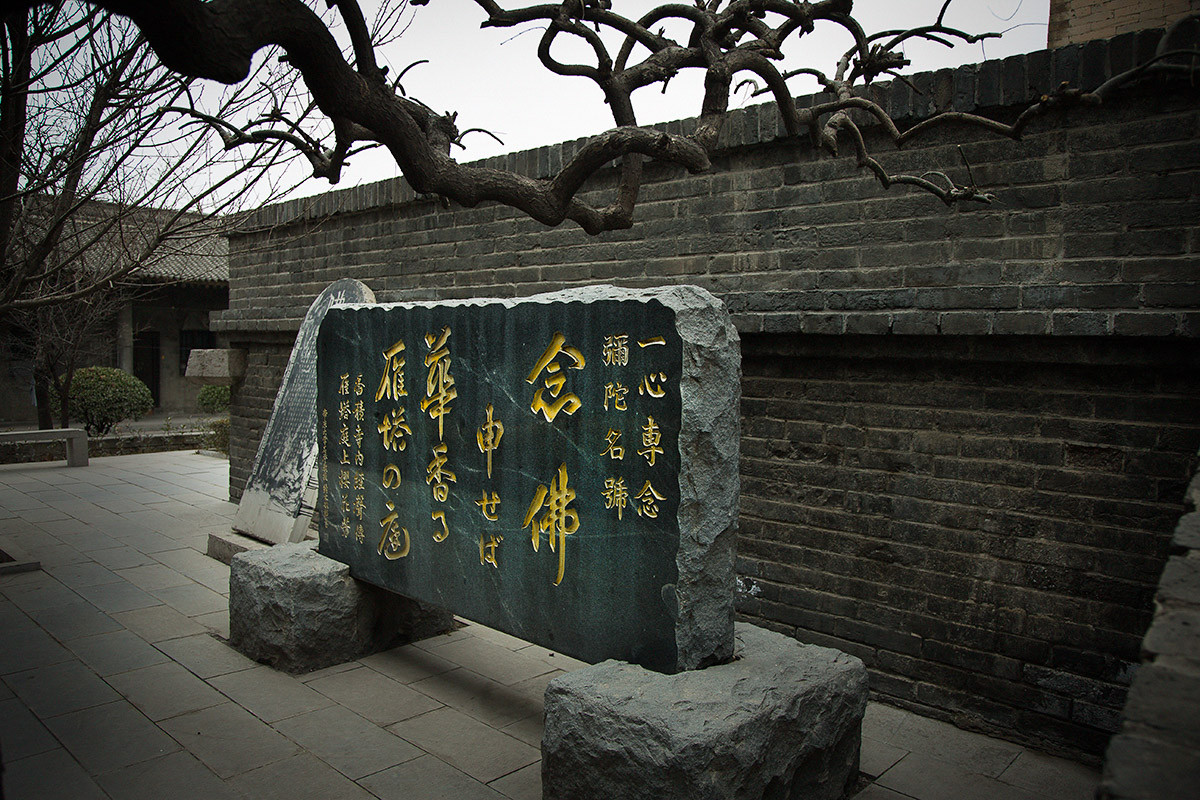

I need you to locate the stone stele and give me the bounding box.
[542,623,869,800]
[316,283,741,673]
[228,543,452,673]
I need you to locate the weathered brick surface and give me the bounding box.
[218,35,1200,757]
[1049,0,1198,48]
[737,334,1200,758]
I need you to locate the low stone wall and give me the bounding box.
[0,430,211,464]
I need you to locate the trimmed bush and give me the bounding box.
[197,384,231,414]
[62,367,154,436]
[208,417,230,455]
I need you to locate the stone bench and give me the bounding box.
[0,428,88,467]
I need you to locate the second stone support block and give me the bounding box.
[542,623,869,800]
[229,542,453,673]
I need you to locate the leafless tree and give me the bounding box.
[18,0,1196,241]
[0,1,336,316]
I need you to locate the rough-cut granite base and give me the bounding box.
[229,543,452,673]
[542,623,868,800]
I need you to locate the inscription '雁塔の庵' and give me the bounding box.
[316,296,685,671]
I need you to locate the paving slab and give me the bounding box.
[998,749,1099,800]
[500,713,545,749]
[226,752,377,800]
[389,707,540,784]
[28,600,123,642]
[0,624,73,674]
[861,735,912,778]
[489,760,542,800]
[5,659,120,718]
[1,747,108,800]
[2,575,83,612]
[0,697,59,761]
[107,661,228,721]
[360,642,458,684]
[875,751,1046,800]
[96,750,245,800]
[410,667,554,729]
[159,702,300,778]
[271,704,424,779]
[44,561,123,589]
[113,603,207,643]
[429,635,559,686]
[66,628,171,676]
[863,701,1023,778]
[44,699,181,774]
[90,544,159,570]
[208,665,335,723]
[117,562,193,591]
[359,753,509,800]
[155,632,258,679]
[73,578,161,614]
[307,665,443,726]
[150,582,228,616]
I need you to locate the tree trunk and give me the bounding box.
[33,369,53,429]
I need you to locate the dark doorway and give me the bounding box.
[133,330,161,407]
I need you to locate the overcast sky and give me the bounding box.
[289,0,1052,197]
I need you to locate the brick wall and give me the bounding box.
[738,334,1200,757]
[217,33,1200,756]
[1049,0,1198,48]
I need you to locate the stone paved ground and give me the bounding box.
[0,451,1101,800]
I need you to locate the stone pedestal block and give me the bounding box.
[542,623,868,800]
[229,543,452,673]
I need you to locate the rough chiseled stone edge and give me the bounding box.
[229,542,451,673]
[1100,470,1200,798]
[328,284,739,671]
[542,623,868,800]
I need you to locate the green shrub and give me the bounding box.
[207,417,230,455]
[197,384,231,414]
[62,367,153,436]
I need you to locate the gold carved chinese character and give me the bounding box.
[480,532,503,568]
[602,334,629,366]
[420,327,456,440]
[353,374,364,396]
[432,509,449,543]
[338,373,350,395]
[378,503,410,559]
[522,464,578,586]
[426,443,456,502]
[603,382,628,411]
[382,464,402,489]
[375,340,407,402]
[476,404,504,479]
[638,336,666,348]
[638,372,668,398]
[476,490,501,521]
[635,481,666,518]
[377,408,412,452]
[527,332,585,422]
[639,416,663,466]
[602,477,629,520]
[602,429,625,460]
